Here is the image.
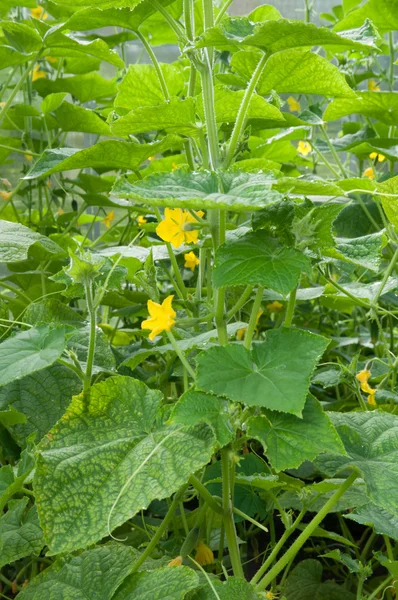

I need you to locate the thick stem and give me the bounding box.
[221,448,244,578]
[224,52,268,168]
[284,284,298,327]
[83,281,97,395]
[244,286,264,349]
[226,285,253,320]
[255,471,358,591]
[200,64,219,170]
[189,475,223,514]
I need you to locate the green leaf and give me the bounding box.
[213,231,310,294]
[0,365,82,446]
[248,4,281,22]
[334,0,398,33]
[345,503,398,541]
[325,231,387,271]
[378,175,398,228]
[113,566,199,600]
[0,220,63,262]
[34,72,118,103]
[0,46,35,70]
[292,201,346,252]
[41,92,67,114]
[50,0,144,8]
[315,411,398,515]
[232,49,355,97]
[18,544,136,600]
[25,299,85,327]
[1,21,43,53]
[273,177,344,197]
[112,170,282,211]
[0,407,26,427]
[0,134,21,163]
[196,328,329,415]
[115,63,186,110]
[44,31,124,68]
[247,396,345,472]
[244,19,379,53]
[54,102,111,136]
[0,498,44,569]
[111,98,198,136]
[170,389,234,447]
[195,18,254,52]
[24,136,181,179]
[197,84,285,124]
[284,559,356,600]
[324,92,398,126]
[188,577,261,600]
[0,326,66,387]
[34,376,216,553]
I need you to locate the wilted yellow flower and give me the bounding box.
[195,541,214,566]
[137,215,147,226]
[31,6,48,19]
[368,79,380,92]
[267,301,283,313]
[368,389,376,406]
[0,191,12,201]
[184,251,200,271]
[356,369,376,405]
[369,152,386,162]
[287,96,301,113]
[58,208,65,216]
[168,555,183,567]
[156,208,204,249]
[24,154,33,161]
[32,64,46,82]
[103,210,115,228]
[297,141,311,157]
[363,167,374,179]
[141,295,176,340]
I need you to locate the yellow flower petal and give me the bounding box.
[368,79,380,92]
[141,295,176,340]
[287,96,301,113]
[156,208,201,248]
[363,167,374,179]
[297,141,312,157]
[267,301,283,313]
[0,191,12,201]
[184,251,200,271]
[103,210,115,228]
[195,541,214,566]
[168,556,183,567]
[137,215,147,226]
[32,64,46,82]
[31,6,48,19]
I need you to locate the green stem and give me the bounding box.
[372,247,398,305]
[189,475,223,514]
[148,0,186,42]
[0,144,39,157]
[135,30,170,101]
[200,63,219,170]
[224,52,268,168]
[244,286,264,349]
[166,331,196,379]
[215,289,228,345]
[367,575,394,600]
[232,507,269,534]
[226,285,253,320]
[320,124,348,178]
[0,53,42,128]
[221,448,244,578]
[284,284,298,327]
[130,486,186,573]
[215,0,234,24]
[255,471,358,591]
[83,280,96,395]
[0,472,29,513]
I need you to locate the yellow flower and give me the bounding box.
[368,389,377,406]
[363,167,374,179]
[172,162,179,171]
[137,215,147,226]
[236,310,263,341]
[148,156,155,162]
[103,210,115,228]
[168,556,183,567]
[267,301,284,313]
[297,141,312,157]
[32,64,46,82]
[31,6,48,19]
[45,55,57,64]
[195,541,214,566]
[0,191,12,201]
[369,152,386,162]
[141,295,176,340]
[356,369,376,404]
[24,154,33,161]
[368,79,380,92]
[184,251,200,271]
[287,96,301,113]
[156,208,204,249]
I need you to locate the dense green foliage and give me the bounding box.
[0,0,397,597]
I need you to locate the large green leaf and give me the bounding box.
[0,365,82,446]
[184,577,261,600]
[0,326,66,387]
[334,0,398,33]
[247,396,345,472]
[111,170,282,211]
[244,19,379,53]
[49,0,142,7]
[345,503,398,541]
[231,49,355,97]
[114,63,186,110]
[54,102,111,136]
[18,544,136,600]
[284,559,355,600]
[324,231,387,271]
[0,498,44,569]
[25,136,181,179]
[34,72,118,103]
[113,566,199,600]
[0,220,63,262]
[170,389,234,447]
[1,21,43,53]
[0,46,35,70]
[316,411,398,515]
[34,376,216,553]
[378,175,398,228]
[324,92,398,126]
[196,328,329,415]
[111,98,198,136]
[212,231,311,294]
